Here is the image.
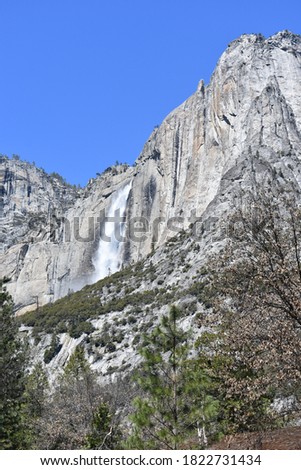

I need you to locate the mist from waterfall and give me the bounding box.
[91,180,132,283]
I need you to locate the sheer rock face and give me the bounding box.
[2,31,301,313]
[0,159,134,313]
[127,31,301,257]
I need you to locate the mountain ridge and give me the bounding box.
[2,30,301,322]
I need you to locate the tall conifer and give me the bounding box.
[0,278,26,449]
[127,306,219,449]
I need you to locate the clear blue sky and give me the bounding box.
[1,0,300,186]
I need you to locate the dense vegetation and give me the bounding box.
[20,261,206,339]
[2,187,301,449]
[0,279,27,449]
[1,295,290,450]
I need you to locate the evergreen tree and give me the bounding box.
[126,306,219,450]
[24,362,48,419]
[23,362,49,448]
[85,402,119,450]
[0,278,27,449]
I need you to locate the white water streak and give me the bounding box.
[91,181,132,282]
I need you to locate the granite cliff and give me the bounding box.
[2,30,301,317]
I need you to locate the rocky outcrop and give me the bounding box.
[2,30,301,313]
[127,31,301,258]
[0,157,134,313]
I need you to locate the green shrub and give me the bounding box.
[44,334,62,364]
[68,321,95,339]
[105,343,116,353]
[127,315,137,324]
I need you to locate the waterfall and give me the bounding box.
[91,180,132,282]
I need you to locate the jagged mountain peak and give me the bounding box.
[226,30,301,50]
[268,29,301,46]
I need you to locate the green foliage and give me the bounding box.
[49,172,67,184]
[49,171,80,190]
[202,189,301,432]
[35,346,120,450]
[44,334,62,364]
[194,330,270,435]
[19,251,213,343]
[20,266,168,336]
[85,402,120,449]
[22,362,49,448]
[24,362,48,419]
[105,342,116,353]
[126,306,219,450]
[68,321,95,339]
[63,346,90,381]
[0,279,27,449]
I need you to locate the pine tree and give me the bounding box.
[24,362,48,420]
[22,362,49,448]
[126,306,219,449]
[0,278,27,449]
[63,344,92,382]
[85,402,119,450]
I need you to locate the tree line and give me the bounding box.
[1,186,301,449]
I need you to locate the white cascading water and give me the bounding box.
[91,180,132,282]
